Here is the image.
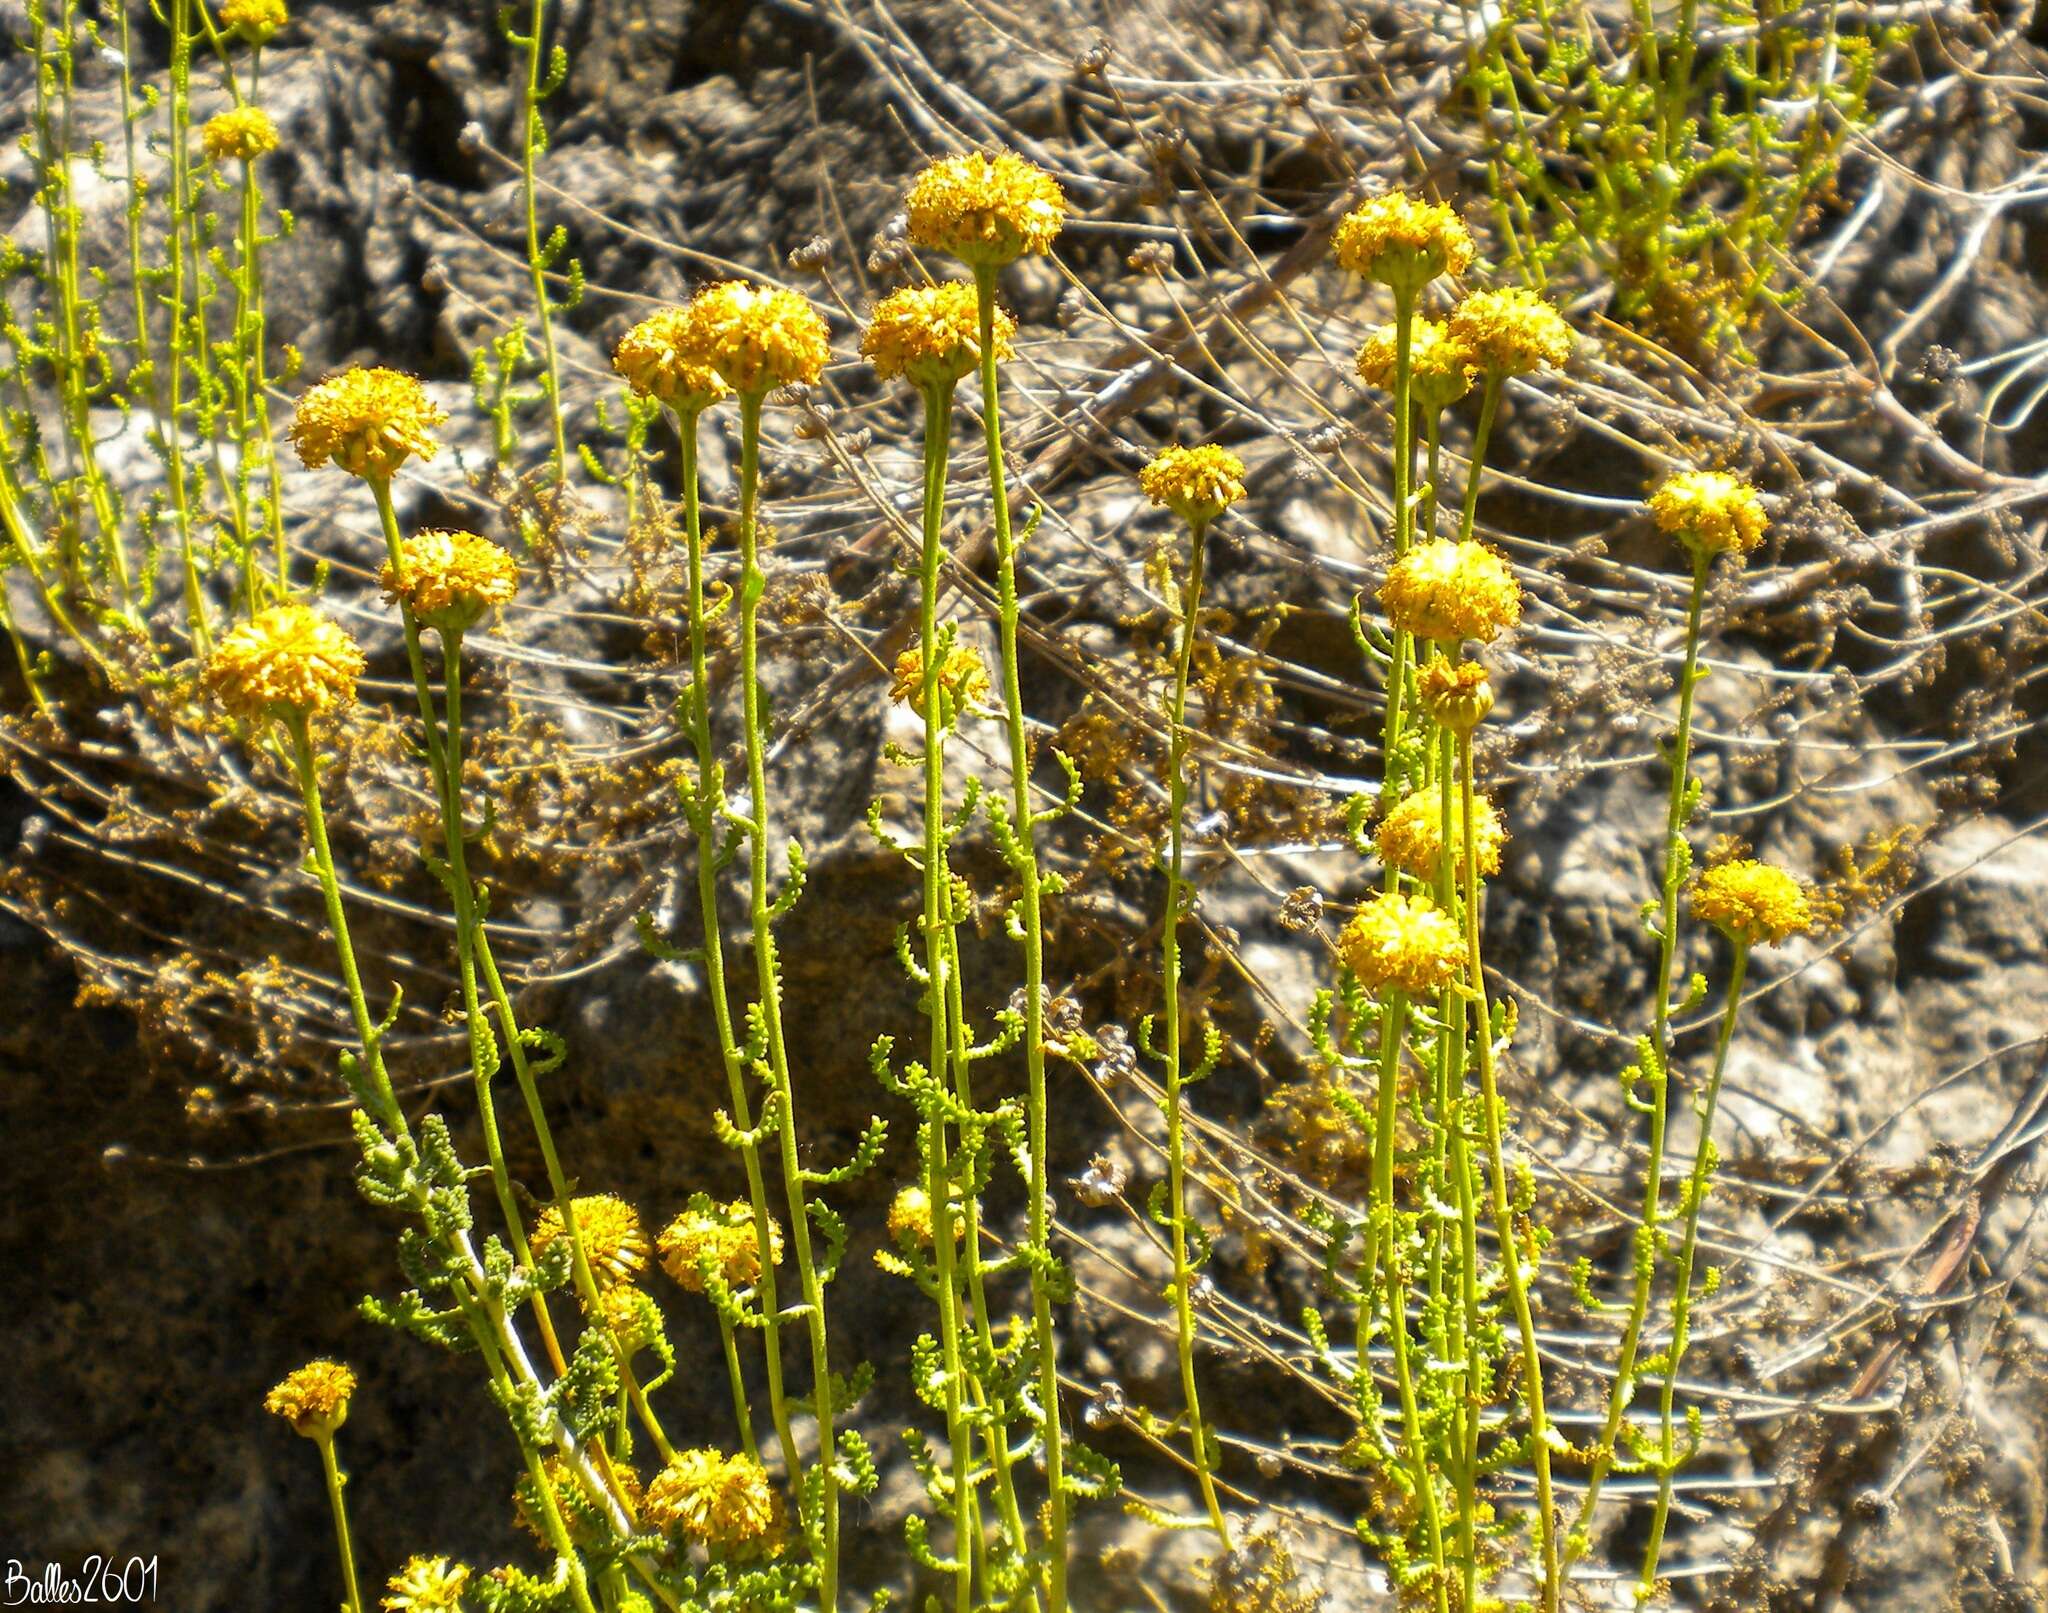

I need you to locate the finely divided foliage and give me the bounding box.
[0,0,2035,1610]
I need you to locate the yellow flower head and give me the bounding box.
[594,1285,665,1357]
[675,281,831,396]
[1447,288,1574,376]
[1691,859,1810,947]
[1139,443,1247,526]
[530,1195,649,1290]
[1648,469,1768,559]
[861,282,1015,390]
[381,1556,470,1613]
[1354,317,1475,412]
[381,529,519,632]
[1331,193,1474,293]
[1375,788,1506,883]
[201,105,280,163]
[905,150,1066,267]
[289,366,446,482]
[890,641,990,725]
[264,1358,355,1439]
[886,1184,962,1247]
[1416,657,1495,733]
[657,1199,784,1294]
[513,1454,643,1548]
[1337,892,1464,996]
[204,604,365,724]
[1380,538,1522,644]
[221,0,287,44]
[644,1449,787,1559]
[613,307,730,414]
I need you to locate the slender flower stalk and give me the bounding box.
[1161,514,1229,1546]
[735,388,840,1613]
[671,401,800,1479]
[1139,442,1247,1549]
[1455,727,1561,1612]
[1368,988,1449,1613]
[1636,942,1746,1594]
[915,380,980,1613]
[1638,854,1805,1591]
[1435,736,1483,1607]
[972,257,1071,1606]
[314,1432,365,1613]
[513,0,570,480]
[1566,547,1709,1558]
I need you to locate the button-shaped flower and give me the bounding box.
[860,281,1014,391]
[1338,892,1464,996]
[289,366,446,482]
[905,150,1066,267]
[1691,859,1810,947]
[203,604,365,724]
[1380,538,1522,645]
[1649,469,1768,560]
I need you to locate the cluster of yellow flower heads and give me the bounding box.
[379,1555,468,1613]
[656,1199,785,1293]
[203,603,365,723]
[890,641,991,723]
[1333,192,1474,294]
[220,0,287,44]
[381,528,519,632]
[1338,892,1465,996]
[1139,444,1248,526]
[289,367,446,482]
[530,1194,649,1290]
[1650,469,1770,558]
[1447,286,1575,376]
[644,1448,787,1558]
[201,105,279,163]
[1375,789,1507,882]
[263,1358,355,1438]
[1354,317,1476,410]
[613,282,831,401]
[1691,859,1811,946]
[905,150,1067,267]
[1380,538,1523,645]
[860,281,1014,390]
[612,307,729,414]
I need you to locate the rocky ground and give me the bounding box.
[2,0,2047,1609]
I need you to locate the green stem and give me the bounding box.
[518,0,570,482]
[1458,732,1559,1612]
[282,712,401,1130]
[719,1309,759,1458]
[973,260,1069,1608]
[1637,942,1749,1596]
[314,1433,365,1613]
[1566,550,1710,1566]
[1456,378,1503,546]
[1366,989,1449,1612]
[1161,512,1231,1547]
[1377,285,1421,797]
[915,380,978,1613]
[1437,728,1481,1608]
[673,405,797,1476]
[735,389,838,1613]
